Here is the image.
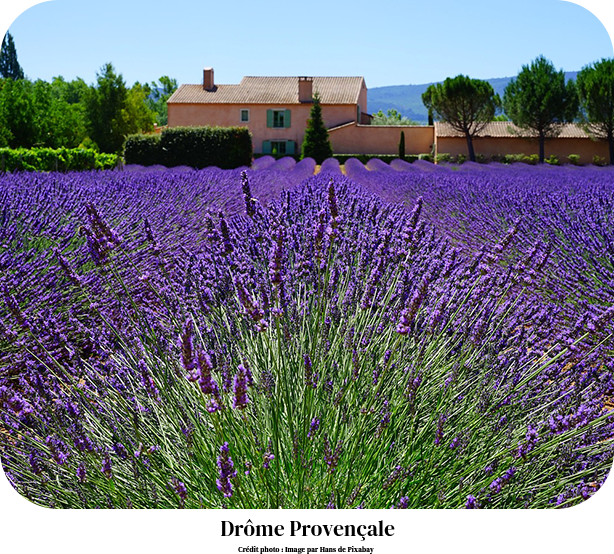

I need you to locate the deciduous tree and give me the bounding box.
[503,56,578,163]
[85,63,154,153]
[146,76,178,126]
[576,58,614,165]
[422,75,501,162]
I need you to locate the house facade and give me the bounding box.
[167,69,609,163]
[167,69,370,155]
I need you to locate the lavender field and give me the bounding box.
[1,157,613,509]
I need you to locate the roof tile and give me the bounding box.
[435,121,591,139]
[168,76,364,105]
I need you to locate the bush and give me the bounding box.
[0,147,117,172]
[500,153,539,165]
[567,154,581,166]
[124,134,162,166]
[435,153,453,164]
[545,154,560,166]
[159,126,253,169]
[593,155,607,166]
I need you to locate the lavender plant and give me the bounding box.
[0,163,612,509]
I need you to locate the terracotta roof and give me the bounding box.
[435,121,592,139]
[168,76,365,105]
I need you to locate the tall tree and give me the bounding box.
[0,78,36,147]
[145,76,178,125]
[576,58,614,165]
[422,75,501,162]
[85,63,154,153]
[503,56,578,163]
[300,91,333,164]
[0,32,25,80]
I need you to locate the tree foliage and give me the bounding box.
[145,76,178,126]
[300,91,333,164]
[371,108,418,126]
[0,32,25,80]
[576,58,614,165]
[503,56,578,163]
[85,63,154,153]
[422,75,501,162]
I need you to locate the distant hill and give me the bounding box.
[367,72,578,124]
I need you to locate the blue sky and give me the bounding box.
[0,0,614,88]
[1,0,613,89]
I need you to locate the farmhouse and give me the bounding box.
[167,69,371,155]
[168,68,609,164]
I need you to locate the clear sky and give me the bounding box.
[1,0,613,90]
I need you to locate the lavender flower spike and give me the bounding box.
[233,364,250,410]
[216,442,237,498]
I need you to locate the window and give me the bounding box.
[273,110,285,128]
[271,141,287,155]
[240,109,250,122]
[262,140,295,155]
[267,109,291,128]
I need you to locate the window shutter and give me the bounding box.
[266,110,273,128]
[286,140,295,155]
[284,109,291,128]
[262,140,271,154]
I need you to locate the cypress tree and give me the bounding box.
[0,32,25,80]
[300,91,333,164]
[398,130,406,160]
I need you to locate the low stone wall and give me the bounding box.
[329,123,434,155]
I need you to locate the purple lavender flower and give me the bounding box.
[323,435,343,474]
[2,285,29,329]
[396,277,429,335]
[181,320,197,378]
[138,359,161,401]
[392,496,410,509]
[465,495,479,509]
[76,462,87,483]
[308,417,320,439]
[169,477,188,508]
[241,170,256,217]
[233,365,250,410]
[54,248,81,286]
[101,454,112,479]
[269,225,285,286]
[216,442,237,498]
[45,436,69,465]
[263,447,275,469]
[434,413,447,446]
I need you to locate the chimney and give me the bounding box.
[203,68,214,91]
[299,76,313,102]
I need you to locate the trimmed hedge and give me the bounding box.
[124,126,253,169]
[0,147,119,172]
[123,135,162,166]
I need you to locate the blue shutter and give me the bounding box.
[286,140,295,155]
[266,110,274,128]
[262,140,271,154]
[285,109,291,128]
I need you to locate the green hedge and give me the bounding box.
[124,126,253,169]
[0,147,119,172]
[123,135,162,166]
